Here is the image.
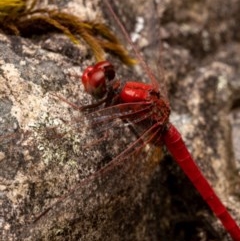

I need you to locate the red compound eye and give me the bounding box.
[94,61,115,81]
[81,61,115,99]
[81,65,94,89]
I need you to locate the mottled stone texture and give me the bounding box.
[0,0,240,240]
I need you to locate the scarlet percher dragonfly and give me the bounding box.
[76,1,240,240]
[0,0,239,240]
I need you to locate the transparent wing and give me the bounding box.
[1,85,165,240]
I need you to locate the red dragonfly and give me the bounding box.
[0,0,239,240]
[76,1,240,240]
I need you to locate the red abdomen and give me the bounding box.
[163,124,240,241]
